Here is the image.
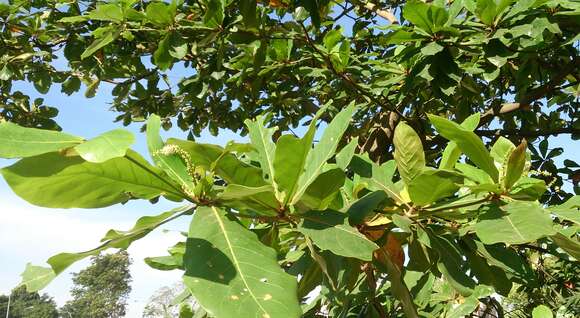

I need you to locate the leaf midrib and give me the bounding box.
[210,206,269,315]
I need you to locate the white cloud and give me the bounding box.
[0,193,188,318]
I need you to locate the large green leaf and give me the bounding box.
[183,206,301,318]
[407,169,462,205]
[475,202,556,245]
[81,26,120,59]
[428,114,499,181]
[335,137,358,170]
[0,121,83,158]
[290,103,355,205]
[298,210,379,261]
[147,115,193,190]
[274,132,314,204]
[475,0,514,25]
[439,113,480,169]
[472,240,537,284]
[74,129,135,163]
[347,190,389,225]
[218,184,279,216]
[1,150,182,208]
[393,122,425,186]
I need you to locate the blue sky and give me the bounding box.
[0,74,247,316]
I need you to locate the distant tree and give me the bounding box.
[0,285,58,318]
[60,251,132,318]
[143,282,189,318]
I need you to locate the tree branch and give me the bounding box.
[475,127,580,138]
[353,1,398,24]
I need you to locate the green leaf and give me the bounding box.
[336,137,358,170]
[490,136,515,163]
[421,42,444,56]
[81,27,120,59]
[183,206,301,318]
[393,122,425,186]
[428,114,499,181]
[291,103,355,205]
[347,190,389,225]
[403,1,449,34]
[0,122,83,158]
[74,129,135,163]
[549,195,580,225]
[203,0,225,28]
[245,115,278,191]
[439,113,480,169]
[475,202,556,245]
[298,210,379,261]
[430,233,476,296]
[274,134,312,204]
[1,151,182,208]
[447,285,494,318]
[88,3,123,22]
[218,184,279,216]
[300,168,345,210]
[154,32,175,71]
[408,169,462,205]
[145,2,175,27]
[240,0,258,29]
[476,0,514,26]
[145,255,182,271]
[502,139,527,190]
[20,264,56,292]
[550,232,580,259]
[472,240,537,284]
[532,305,553,318]
[147,115,193,191]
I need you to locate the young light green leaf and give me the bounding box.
[403,1,449,34]
[393,122,425,186]
[20,264,56,292]
[490,136,515,164]
[290,103,355,205]
[475,202,556,245]
[274,134,312,204]
[439,113,480,169]
[74,129,135,163]
[428,114,498,181]
[183,206,301,318]
[502,139,527,190]
[298,210,379,261]
[0,121,83,158]
[1,150,182,208]
[532,305,553,318]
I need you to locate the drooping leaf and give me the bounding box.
[429,233,476,296]
[20,264,56,292]
[291,103,355,204]
[1,150,182,208]
[472,240,537,284]
[298,210,379,261]
[428,114,498,181]
[393,122,425,186]
[74,129,135,163]
[183,206,301,318]
[347,190,389,225]
[0,121,83,158]
[474,202,556,245]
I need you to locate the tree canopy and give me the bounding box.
[0,0,579,317]
[60,251,132,318]
[0,286,59,318]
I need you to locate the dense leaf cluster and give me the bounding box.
[1,108,578,317]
